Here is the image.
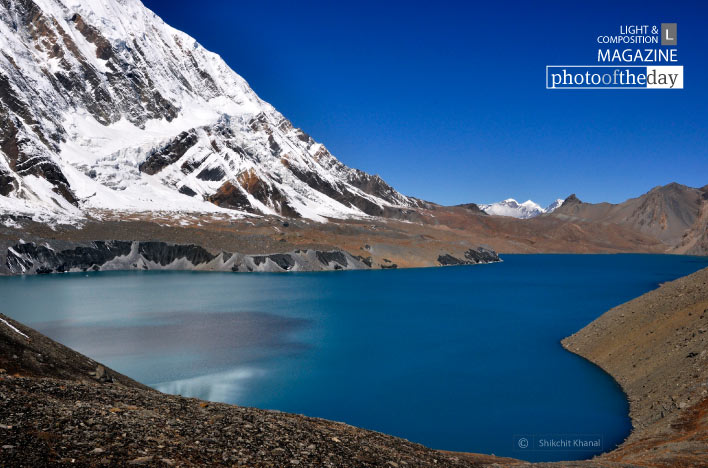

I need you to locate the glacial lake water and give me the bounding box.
[3,254,708,462]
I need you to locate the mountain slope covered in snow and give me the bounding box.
[478,198,564,219]
[0,0,419,223]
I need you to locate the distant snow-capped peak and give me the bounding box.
[544,198,565,213]
[479,198,564,219]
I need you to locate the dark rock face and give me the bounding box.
[5,241,133,274]
[180,156,206,175]
[0,236,499,276]
[437,247,500,266]
[137,242,216,266]
[0,169,16,196]
[70,14,113,61]
[354,255,373,267]
[252,253,295,270]
[3,241,219,274]
[196,165,226,181]
[464,247,500,263]
[208,181,253,212]
[232,170,300,218]
[283,160,389,217]
[139,131,198,175]
[346,170,406,207]
[455,203,487,215]
[178,185,197,197]
[0,73,45,145]
[437,254,465,266]
[316,251,348,268]
[0,102,76,204]
[562,194,582,206]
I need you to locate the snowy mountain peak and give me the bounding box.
[544,198,565,213]
[479,197,565,219]
[0,0,418,223]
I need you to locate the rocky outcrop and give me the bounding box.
[0,169,16,196]
[139,131,199,175]
[462,247,500,263]
[1,240,424,275]
[455,203,487,215]
[136,242,216,266]
[252,253,296,270]
[437,247,500,266]
[315,250,348,269]
[5,240,133,274]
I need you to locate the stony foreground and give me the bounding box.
[0,376,514,468]
[2,267,708,467]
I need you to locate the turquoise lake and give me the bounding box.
[2,254,707,462]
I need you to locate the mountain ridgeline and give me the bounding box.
[550,183,708,255]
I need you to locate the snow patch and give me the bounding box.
[0,318,30,340]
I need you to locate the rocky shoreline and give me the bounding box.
[560,266,708,467]
[2,268,708,467]
[0,238,500,276]
[0,213,511,276]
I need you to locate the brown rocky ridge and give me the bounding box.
[550,183,708,256]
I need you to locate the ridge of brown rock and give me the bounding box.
[562,267,708,467]
[550,183,707,253]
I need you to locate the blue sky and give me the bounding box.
[143,0,708,207]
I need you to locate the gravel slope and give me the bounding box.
[562,267,708,467]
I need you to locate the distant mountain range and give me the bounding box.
[550,183,708,255]
[468,183,707,255]
[478,198,565,219]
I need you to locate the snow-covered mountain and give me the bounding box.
[0,0,420,223]
[479,198,564,219]
[544,198,565,214]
